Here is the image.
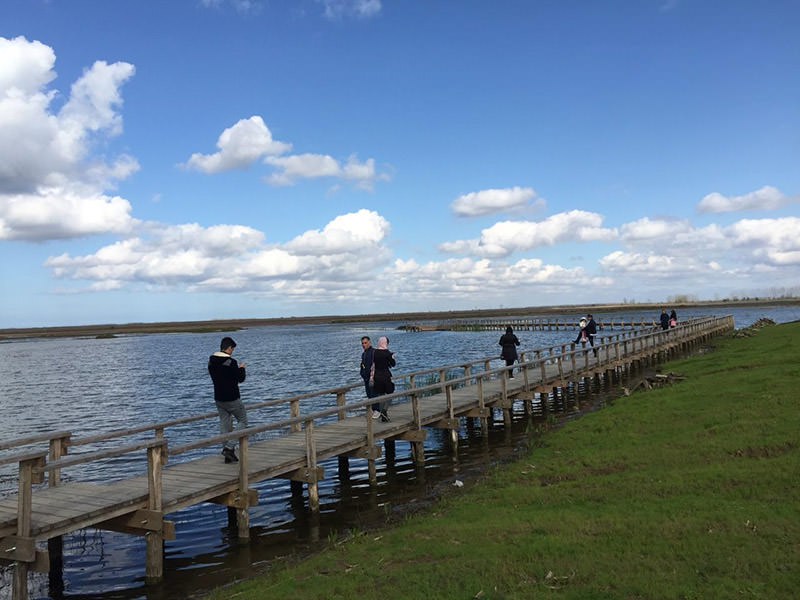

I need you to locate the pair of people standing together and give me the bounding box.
[575,314,598,355]
[360,336,395,422]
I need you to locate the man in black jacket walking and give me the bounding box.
[208,336,247,463]
[585,314,598,356]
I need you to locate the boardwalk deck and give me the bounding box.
[0,315,734,600]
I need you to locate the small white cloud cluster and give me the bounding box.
[0,36,138,240]
[318,0,382,20]
[697,185,796,213]
[440,210,617,258]
[182,116,389,190]
[45,209,392,295]
[450,186,544,217]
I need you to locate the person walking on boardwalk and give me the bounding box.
[575,316,588,344]
[370,336,395,422]
[669,309,677,327]
[499,326,520,378]
[660,309,670,330]
[360,336,376,403]
[208,336,248,463]
[585,314,598,356]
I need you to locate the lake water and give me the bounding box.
[1,305,797,599]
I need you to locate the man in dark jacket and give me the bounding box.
[660,310,670,330]
[585,314,598,356]
[360,336,375,401]
[208,336,247,463]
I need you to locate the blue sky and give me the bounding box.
[1,0,798,327]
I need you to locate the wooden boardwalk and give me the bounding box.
[0,315,734,599]
[400,316,668,331]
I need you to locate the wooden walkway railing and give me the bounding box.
[400,316,674,331]
[0,315,734,599]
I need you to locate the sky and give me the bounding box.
[1,0,799,328]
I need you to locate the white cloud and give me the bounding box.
[285,209,389,255]
[697,185,796,213]
[619,217,691,241]
[440,210,617,258]
[451,186,544,217]
[182,116,291,174]
[44,210,392,293]
[0,188,136,241]
[265,153,388,190]
[727,217,800,265]
[0,36,138,241]
[319,0,381,19]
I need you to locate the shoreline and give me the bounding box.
[2,298,798,340]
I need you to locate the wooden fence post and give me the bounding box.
[304,420,319,513]
[145,441,164,584]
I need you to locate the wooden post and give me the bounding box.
[237,436,250,539]
[304,420,319,513]
[47,433,69,597]
[501,372,511,428]
[48,433,69,487]
[13,458,35,600]
[290,399,300,433]
[145,441,164,584]
[336,390,346,421]
[477,376,488,437]
[366,409,377,485]
[410,393,424,466]
[445,384,458,448]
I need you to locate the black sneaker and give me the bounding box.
[380,411,390,422]
[222,448,239,463]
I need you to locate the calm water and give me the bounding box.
[0,305,797,599]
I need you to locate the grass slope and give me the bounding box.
[205,322,799,600]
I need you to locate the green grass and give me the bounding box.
[205,322,799,600]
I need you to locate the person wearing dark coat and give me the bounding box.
[585,314,598,356]
[660,309,670,330]
[669,309,677,327]
[498,326,520,378]
[370,336,395,422]
[208,336,247,464]
[359,336,375,400]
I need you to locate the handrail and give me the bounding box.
[1,316,729,455]
[168,316,732,456]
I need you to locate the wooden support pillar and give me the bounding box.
[47,536,63,599]
[145,442,164,584]
[384,438,396,461]
[304,420,319,513]
[236,436,250,540]
[337,455,350,480]
[501,373,512,428]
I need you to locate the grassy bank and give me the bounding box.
[204,321,799,600]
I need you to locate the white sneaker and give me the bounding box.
[372,410,381,419]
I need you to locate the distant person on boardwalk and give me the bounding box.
[585,314,598,355]
[208,336,247,464]
[499,326,520,378]
[359,336,375,401]
[575,316,588,344]
[669,309,677,327]
[660,309,670,330]
[370,336,395,422]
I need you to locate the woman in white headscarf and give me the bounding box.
[370,336,395,422]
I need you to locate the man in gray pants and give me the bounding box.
[208,336,247,463]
